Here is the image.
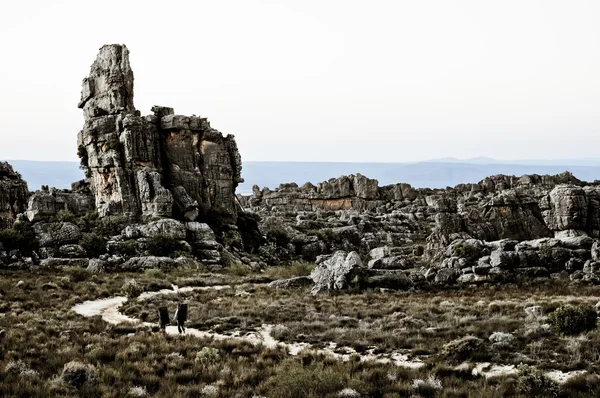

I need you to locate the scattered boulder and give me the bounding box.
[310,251,364,294]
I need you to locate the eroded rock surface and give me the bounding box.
[77,44,242,222]
[0,162,28,229]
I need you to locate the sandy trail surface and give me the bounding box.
[71,284,593,379]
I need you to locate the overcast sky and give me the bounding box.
[1,0,599,163]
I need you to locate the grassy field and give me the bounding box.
[2,266,600,397]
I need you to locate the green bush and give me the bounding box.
[195,347,221,366]
[80,233,106,257]
[96,216,129,237]
[548,305,597,335]
[54,210,76,223]
[0,222,38,253]
[65,266,91,283]
[120,240,137,256]
[314,228,337,245]
[265,225,290,247]
[515,364,559,397]
[122,279,143,300]
[453,241,481,263]
[146,235,187,258]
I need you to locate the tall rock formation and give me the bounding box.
[0,162,28,229]
[77,44,242,222]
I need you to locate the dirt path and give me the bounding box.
[71,283,425,368]
[70,284,592,380]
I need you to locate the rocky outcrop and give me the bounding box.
[77,44,242,222]
[26,184,94,222]
[0,162,28,229]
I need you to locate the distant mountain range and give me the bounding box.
[5,159,600,195]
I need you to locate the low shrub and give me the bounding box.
[452,241,482,263]
[265,225,290,247]
[146,235,187,258]
[0,222,38,253]
[548,305,597,335]
[441,335,487,363]
[60,360,98,389]
[122,279,143,300]
[65,266,91,283]
[195,347,221,366]
[80,233,106,257]
[412,375,443,397]
[515,364,559,397]
[54,210,76,223]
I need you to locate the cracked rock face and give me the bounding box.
[0,162,28,229]
[77,44,242,222]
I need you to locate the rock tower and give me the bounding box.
[77,44,243,221]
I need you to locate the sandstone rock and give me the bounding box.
[124,219,186,239]
[77,45,242,224]
[34,222,82,247]
[121,256,176,270]
[0,162,28,229]
[268,276,313,289]
[310,251,364,294]
[87,258,107,273]
[59,244,87,258]
[546,185,588,232]
[434,268,461,285]
[26,185,94,222]
[40,258,89,268]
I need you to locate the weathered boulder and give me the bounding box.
[268,276,313,289]
[123,219,186,239]
[310,251,364,294]
[34,222,82,247]
[434,268,461,285]
[40,258,89,268]
[545,185,588,232]
[120,256,176,270]
[0,162,28,229]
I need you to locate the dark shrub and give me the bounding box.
[146,235,187,257]
[198,204,235,240]
[453,241,482,263]
[80,233,106,257]
[236,211,263,253]
[515,364,559,397]
[0,222,38,253]
[548,305,597,335]
[265,225,290,247]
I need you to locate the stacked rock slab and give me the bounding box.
[0,162,28,229]
[77,44,242,222]
[242,171,600,269]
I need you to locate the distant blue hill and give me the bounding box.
[5,159,600,196]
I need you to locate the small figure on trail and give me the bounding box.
[173,303,188,334]
[158,306,170,332]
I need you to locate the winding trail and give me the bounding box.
[72,283,425,368]
[71,284,593,381]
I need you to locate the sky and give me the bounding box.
[0,0,599,163]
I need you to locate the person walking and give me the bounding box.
[173,303,188,334]
[158,306,170,332]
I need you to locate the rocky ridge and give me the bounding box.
[240,171,600,289]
